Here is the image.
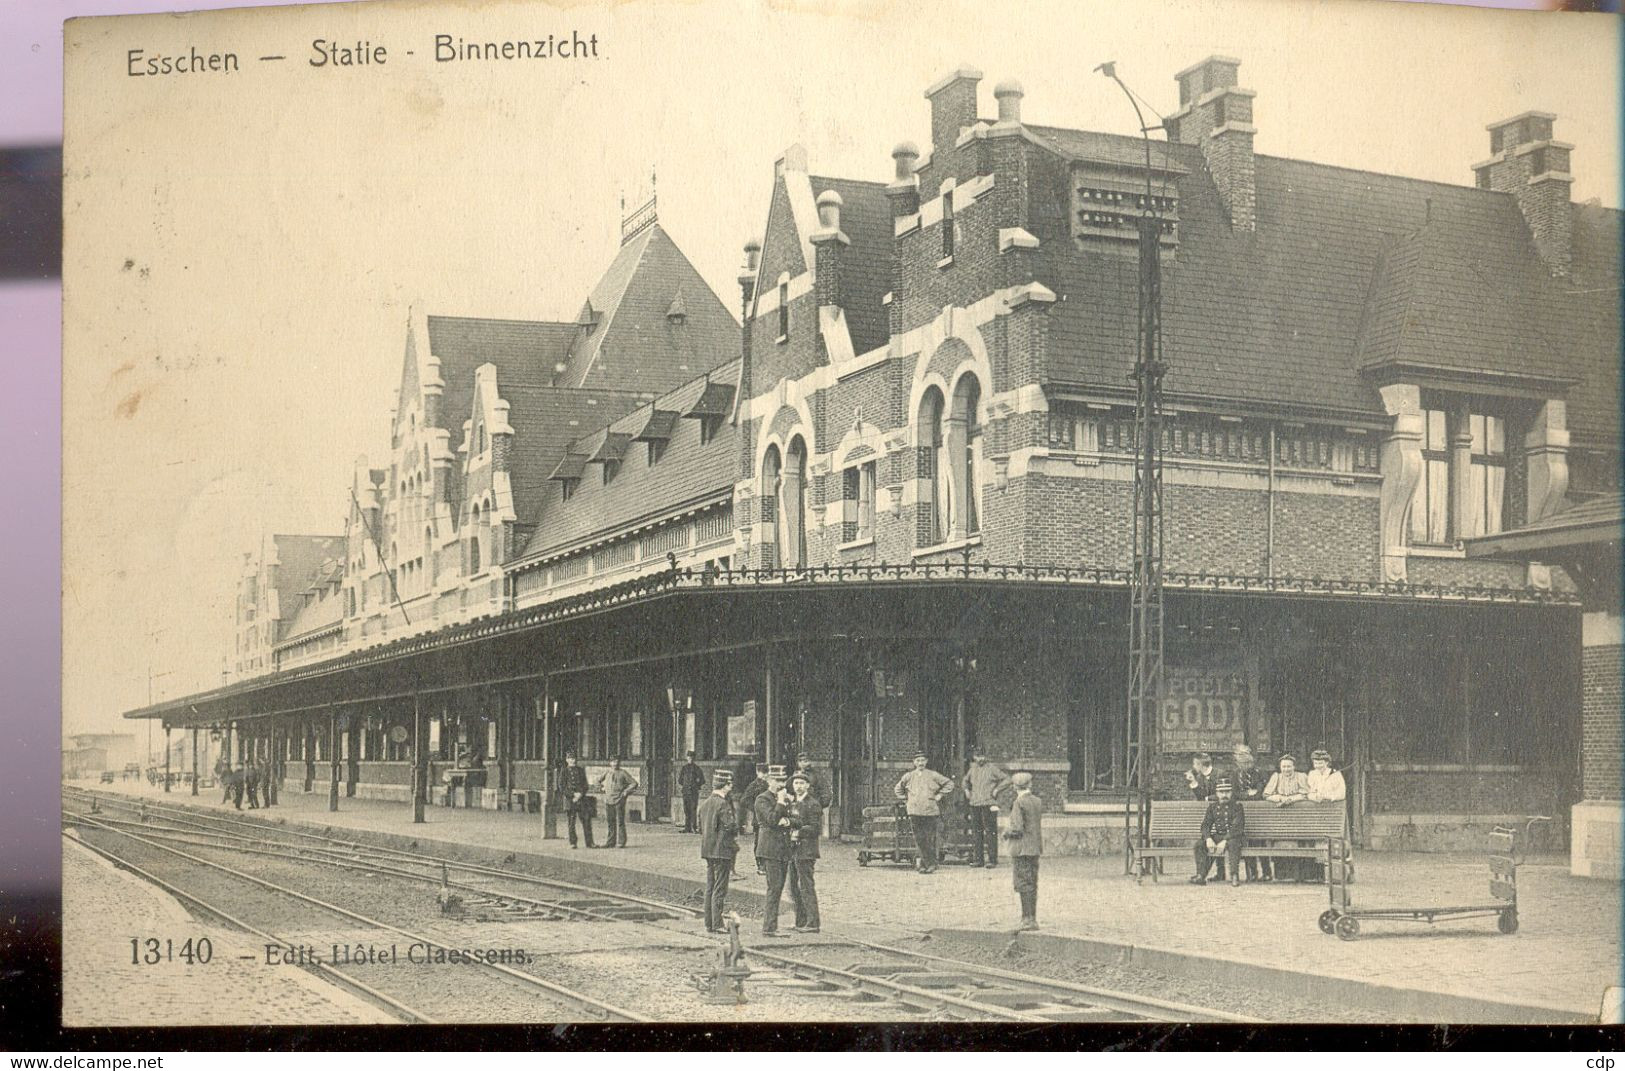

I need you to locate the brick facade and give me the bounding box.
[1582,642,1622,801]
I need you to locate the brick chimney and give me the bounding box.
[733,238,760,431]
[926,67,982,162]
[811,190,848,310]
[1473,112,1573,277]
[1166,55,1256,232]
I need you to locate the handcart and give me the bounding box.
[856,801,975,867]
[1317,817,1550,941]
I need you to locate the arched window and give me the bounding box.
[469,504,482,573]
[917,388,948,546]
[761,445,783,568]
[783,436,809,570]
[951,375,983,536]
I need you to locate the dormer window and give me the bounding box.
[1408,404,1510,546]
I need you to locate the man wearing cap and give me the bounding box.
[1002,772,1043,930]
[698,770,738,933]
[1191,778,1247,886]
[594,757,639,849]
[787,771,823,933]
[560,753,595,849]
[753,766,794,937]
[962,750,1012,868]
[677,751,705,834]
[792,752,832,811]
[1230,744,1269,881]
[894,753,954,874]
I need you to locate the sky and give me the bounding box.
[53,0,1620,743]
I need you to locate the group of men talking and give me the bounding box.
[697,763,824,934]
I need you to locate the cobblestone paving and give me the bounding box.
[62,834,393,1026]
[79,780,1622,1017]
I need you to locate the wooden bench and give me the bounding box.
[1132,800,1350,883]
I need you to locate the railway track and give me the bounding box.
[63,786,1257,1023]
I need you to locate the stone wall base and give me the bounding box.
[1365,813,1561,853]
[1571,800,1622,879]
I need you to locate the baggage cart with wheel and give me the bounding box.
[1317,817,1549,941]
[855,801,975,867]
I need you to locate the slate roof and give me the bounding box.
[269,534,344,628]
[517,359,742,562]
[496,385,646,525]
[551,223,740,394]
[809,176,894,355]
[1037,139,1621,442]
[424,316,573,454]
[280,587,343,644]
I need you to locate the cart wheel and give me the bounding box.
[858,852,869,867]
[1318,910,1339,935]
[1498,909,1518,935]
[1334,915,1360,941]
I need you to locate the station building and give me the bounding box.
[129,58,1620,863]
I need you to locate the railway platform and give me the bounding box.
[74,778,1619,1021]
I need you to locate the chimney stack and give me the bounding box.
[811,190,848,309]
[888,141,921,217]
[1166,55,1256,232]
[734,238,761,428]
[993,79,1024,126]
[926,67,983,161]
[1473,112,1573,277]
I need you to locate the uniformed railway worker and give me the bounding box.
[1190,778,1246,887]
[677,751,706,833]
[560,753,595,849]
[244,760,262,810]
[753,765,793,936]
[787,771,822,933]
[791,752,832,810]
[698,770,738,933]
[1002,771,1044,931]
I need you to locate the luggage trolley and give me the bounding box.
[856,801,975,868]
[1317,816,1551,941]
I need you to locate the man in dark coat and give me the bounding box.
[698,770,738,933]
[739,767,771,875]
[244,761,262,809]
[560,753,595,848]
[791,752,832,809]
[1184,752,1217,801]
[1003,772,1043,930]
[229,764,245,810]
[786,772,823,933]
[677,751,706,833]
[1191,778,1246,886]
[752,766,793,936]
[1229,744,1270,881]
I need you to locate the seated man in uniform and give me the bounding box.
[1190,778,1246,887]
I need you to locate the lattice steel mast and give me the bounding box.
[1097,63,1167,873]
